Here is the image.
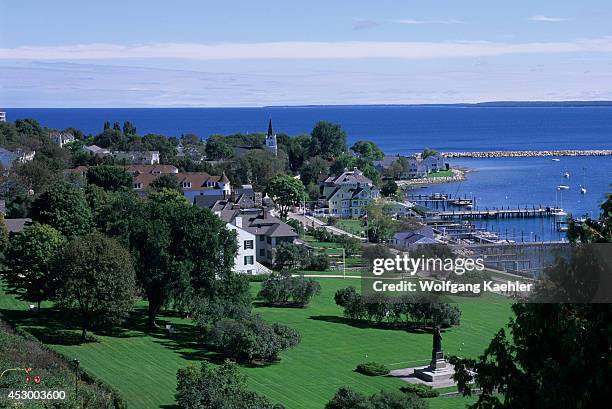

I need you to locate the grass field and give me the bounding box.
[0,279,510,409]
[333,219,365,236]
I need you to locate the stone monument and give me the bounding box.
[413,326,454,383]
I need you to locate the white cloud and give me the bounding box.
[2,38,612,61]
[392,18,465,25]
[528,15,571,22]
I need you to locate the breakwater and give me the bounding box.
[442,149,612,158]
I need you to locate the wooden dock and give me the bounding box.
[434,207,562,220]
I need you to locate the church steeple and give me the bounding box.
[267,118,273,138]
[265,118,278,156]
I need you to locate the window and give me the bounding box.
[133,183,142,189]
[259,235,265,241]
[244,240,254,249]
[266,236,272,244]
[259,249,266,257]
[244,255,254,265]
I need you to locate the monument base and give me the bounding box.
[413,362,455,383]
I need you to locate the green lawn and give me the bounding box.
[426,170,453,178]
[0,279,510,409]
[334,219,365,236]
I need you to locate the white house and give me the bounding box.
[226,217,257,275]
[113,150,160,165]
[84,145,111,157]
[0,111,6,122]
[49,131,75,147]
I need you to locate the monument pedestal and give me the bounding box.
[414,352,455,383]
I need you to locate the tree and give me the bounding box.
[149,173,181,192]
[273,242,308,270]
[175,361,283,409]
[287,134,312,171]
[259,272,321,307]
[567,193,611,243]
[0,214,8,256]
[421,148,438,159]
[309,121,348,159]
[205,137,234,160]
[56,232,136,339]
[207,315,300,362]
[326,387,427,409]
[86,165,133,191]
[4,223,66,310]
[30,181,93,236]
[122,121,137,136]
[381,180,398,197]
[124,190,240,327]
[299,156,329,186]
[451,304,612,409]
[266,174,307,219]
[364,201,395,243]
[351,141,384,161]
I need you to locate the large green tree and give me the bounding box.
[56,231,136,339]
[364,201,396,243]
[117,190,241,327]
[350,140,384,161]
[30,181,93,236]
[309,121,348,159]
[4,223,66,310]
[86,165,133,191]
[266,174,307,219]
[176,361,283,409]
[299,156,329,186]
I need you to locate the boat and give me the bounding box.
[557,185,569,190]
[563,172,570,178]
[552,158,560,162]
[580,187,587,194]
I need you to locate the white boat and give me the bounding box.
[557,185,570,190]
[563,172,570,178]
[580,187,587,194]
[552,158,560,162]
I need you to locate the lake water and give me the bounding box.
[4,106,612,241]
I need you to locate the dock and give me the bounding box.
[433,206,562,220]
[406,193,474,208]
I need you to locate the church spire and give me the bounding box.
[267,118,273,137]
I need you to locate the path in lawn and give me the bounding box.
[0,279,510,409]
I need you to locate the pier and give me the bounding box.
[433,206,562,220]
[406,193,474,208]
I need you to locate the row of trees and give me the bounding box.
[334,287,461,328]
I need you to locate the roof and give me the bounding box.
[323,168,373,187]
[218,209,298,239]
[4,218,32,233]
[393,232,437,245]
[126,164,178,174]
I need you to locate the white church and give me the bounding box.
[265,118,278,156]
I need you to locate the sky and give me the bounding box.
[1,0,612,107]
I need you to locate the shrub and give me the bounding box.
[355,362,389,376]
[400,383,440,398]
[307,253,329,271]
[326,387,427,409]
[259,273,321,307]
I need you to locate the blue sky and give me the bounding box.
[1,0,612,106]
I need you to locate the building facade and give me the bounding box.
[320,168,380,218]
[226,217,257,275]
[49,131,75,147]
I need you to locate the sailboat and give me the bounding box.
[580,167,587,194]
[563,172,570,178]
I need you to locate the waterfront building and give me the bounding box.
[265,118,278,156]
[374,153,448,179]
[0,111,6,122]
[320,168,380,218]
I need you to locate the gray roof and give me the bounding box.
[5,218,32,233]
[220,209,297,239]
